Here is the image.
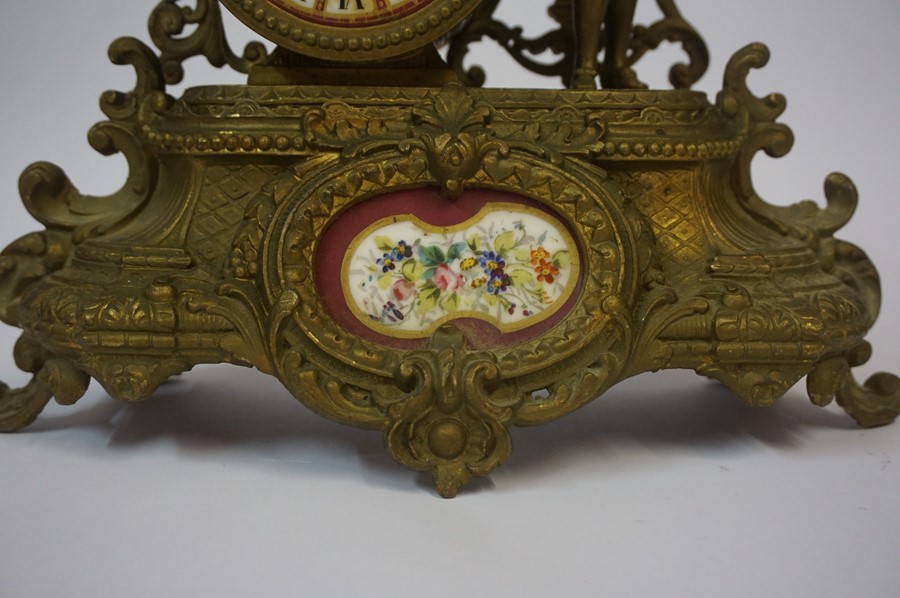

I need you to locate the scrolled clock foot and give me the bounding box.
[807,342,900,428]
[0,378,53,432]
[839,371,900,428]
[0,336,90,432]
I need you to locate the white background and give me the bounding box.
[1,2,898,596]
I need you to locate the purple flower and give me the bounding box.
[478,250,506,277]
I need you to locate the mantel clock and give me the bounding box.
[0,0,897,497]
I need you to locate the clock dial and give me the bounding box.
[271,0,435,28]
[221,0,480,62]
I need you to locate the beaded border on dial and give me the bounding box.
[221,0,479,61]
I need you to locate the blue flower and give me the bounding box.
[376,253,396,273]
[478,250,506,277]
[489,273,512,295]
[376,240,414,272]
[396,240,413,259]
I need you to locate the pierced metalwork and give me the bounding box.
[447,0,708,89]
[149,0,268,84]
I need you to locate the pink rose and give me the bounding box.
[432,263,464,292]
[391,279,418,302]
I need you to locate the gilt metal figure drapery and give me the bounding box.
[0,0,897,497]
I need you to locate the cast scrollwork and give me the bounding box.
[149,0,268,85]
[715,42,896,419]
[807,343,900,428]
[372,325,524,498]
[1,0,896,496]
[447,0,708,89]
[0,26,170,426]
[405,83,509,198]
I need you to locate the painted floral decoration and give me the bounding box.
[344,206,578,336]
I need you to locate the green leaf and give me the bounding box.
[509,267,533,286]
[493,230,517,255]
[374,235,394,252]
[417,294,436,314]
[441,293,460,313]
[401,258,426,282]
[553,250,571,271]
[378,273,394,290]
[417,288,441,313]
[467,233,480,252]
[513,248,532,262]
[418,245,445,267]
[447,242,467,262]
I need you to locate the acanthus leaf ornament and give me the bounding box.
[372,324,523,498]
[404,83,509,199]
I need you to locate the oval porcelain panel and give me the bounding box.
[341,202,580,338]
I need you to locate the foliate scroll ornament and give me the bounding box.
[100,36,168,122]
[268,290,386,430]
[717,42,793,236]
[76,354,191,404]
[0,33,170,427]
[627,0,709,89]
[0,231,71,327]
[230,157,336,281]
[717,44,858,246]
[149,0,268,85]
[372,325,523,498]
[302,104,412,158]
[807,343,900,428]
[699,362,809,408]
[717,44,882,328]
[0,338,89,432]
[302,84,607,167]
[446,0,573,86]
[0,191,93,429]
[447,0,708,89]
[22,34,167,246]
[404,83,509,198]
[305,84,511,199]
[516,295,632,425]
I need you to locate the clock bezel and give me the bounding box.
[221,0,481,62]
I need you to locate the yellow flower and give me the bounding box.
[460,257,477,271]
[471,277,487,288]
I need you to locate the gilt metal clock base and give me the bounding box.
[1,3,898,497]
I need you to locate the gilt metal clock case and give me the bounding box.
[0,0,897,497]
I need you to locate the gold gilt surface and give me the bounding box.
[0,0,897,497]
[220,0,483,62]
